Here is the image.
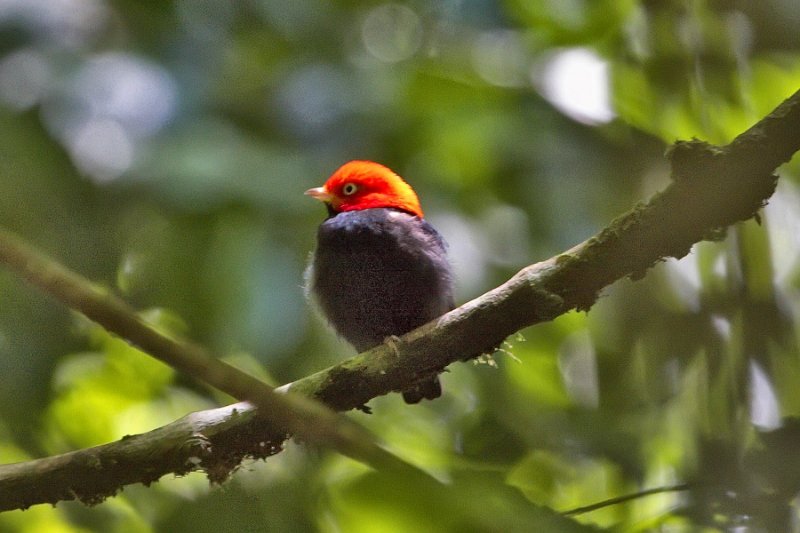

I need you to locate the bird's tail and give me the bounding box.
[402,376,441,404]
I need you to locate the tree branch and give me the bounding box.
[287,89,800,410]
[0,403,260,509]
[0,226,432,508]
[1,89,798,512]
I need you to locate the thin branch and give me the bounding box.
[0,88,798,512]
[562,484,692,516]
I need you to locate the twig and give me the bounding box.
[562,483,691,516]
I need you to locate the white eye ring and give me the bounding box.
[342,183,358,195]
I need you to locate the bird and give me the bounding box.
[305,160,455,404]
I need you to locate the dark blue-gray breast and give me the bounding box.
[309,208,454,353]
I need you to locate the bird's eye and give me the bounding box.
[342,183,358,196]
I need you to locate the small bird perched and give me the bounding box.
[305,160,455,404]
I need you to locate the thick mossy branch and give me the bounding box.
[285,90,799,413]
[0,403,283,511]
[0,89,798,512]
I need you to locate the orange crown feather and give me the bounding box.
[305,161,424,218]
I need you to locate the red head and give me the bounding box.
[305,161,424,218]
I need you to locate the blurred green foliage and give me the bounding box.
[0,0,799,531]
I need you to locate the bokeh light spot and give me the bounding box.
[0,48,51,110]
[69,118,133,182]
[362,3,422,63]
[40,52,177,182]
[471,30,529,87]
[535,47,615,125]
